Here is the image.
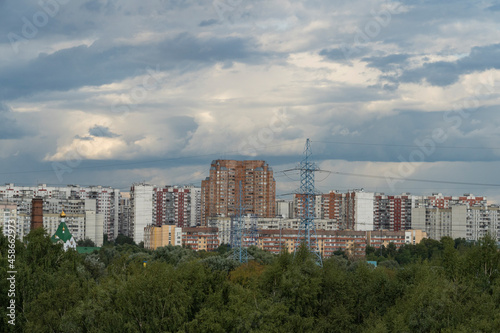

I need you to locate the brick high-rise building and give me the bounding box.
[201,160,276,225]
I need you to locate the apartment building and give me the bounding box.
[256,229,418,258]
[0,184,119,240]
[130,183,201,244]
[181,227,219,251]
[295,190,374,231]
[0,203,17,237]
[143,224,182,250]
[201,160,276,225]
[410,204,500,242]
[0,197,104,245]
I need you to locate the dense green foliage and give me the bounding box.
[1,230,500,332]
[76,238,96,247]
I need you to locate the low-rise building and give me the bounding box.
[181,227,219,251]
[144,224,182,250]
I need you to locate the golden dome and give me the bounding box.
[60,210,66,218]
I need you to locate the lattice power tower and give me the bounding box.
[232,180,248,263]
[295,139,323,266]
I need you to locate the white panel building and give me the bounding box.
[130,183,154,244]
[0,184,120,240]
[276,199,294,219]
[411,205,500,241]
[354,191,375,231]
[0,203,17,237]
[189,186,202,227]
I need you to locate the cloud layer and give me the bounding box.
[1,0,500,202]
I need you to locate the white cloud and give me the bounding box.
[1,0,500,199]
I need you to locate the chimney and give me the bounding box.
[31,198,43,230]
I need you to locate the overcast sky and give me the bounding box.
[1,0,500,202]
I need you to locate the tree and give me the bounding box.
[247,245,276,265]
[103,233,111,246]
[77,238,96,247]
[441,236,460,281]
[114,234,136,246]
[153,245,197,266]
[464,233,500,285]
[217,243,231,255]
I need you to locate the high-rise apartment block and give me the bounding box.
[374,193,416,231]
[201,160,276,225]
[130,183,201,244]
[118,193,132,237]
[411,204,500,241]
[292,190,490,235]
[276,199,294,219]
[153,186,197,227]
[0,203,17,237]
[295,190,374,231]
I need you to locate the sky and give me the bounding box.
[1,0,500,202]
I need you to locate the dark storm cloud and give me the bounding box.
[308,107,500,163]
[74,135,94,141]
[0,102,26,140]
[157,32,262,62]
[168,116,198,138]
[400,61,459,86]
[88,125,120,138]
[0,1,41,35]
[319,47,371,63]
[81,0,117,14]
[486,4,500,11]
[362,54,409,71]
[165,116,199,153]
[199,19,218,27]
[1,0,92,47]
[400,43,500,86]
[1,0,500,190]
[0,33,268,100]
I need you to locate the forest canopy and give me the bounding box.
[1,228,500,332]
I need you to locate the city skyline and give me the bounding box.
[1,1,500,203]
[3,2,500,330]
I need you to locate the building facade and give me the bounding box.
[181,227,219,251]
[291,190,490,233]
[0,184,119,240]
[0,197,104,246]
[0,203,17,237]
[412,204,500,242]
[201,160,276,225]
[256,229,420,258]
[130,184,201,244]
[144,224,182,250]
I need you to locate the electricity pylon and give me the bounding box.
[295,138,323,266]
[232,180,248,263]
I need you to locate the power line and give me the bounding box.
[312,140,500,150]
[274,169,500,188]
[323,170,500,188]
